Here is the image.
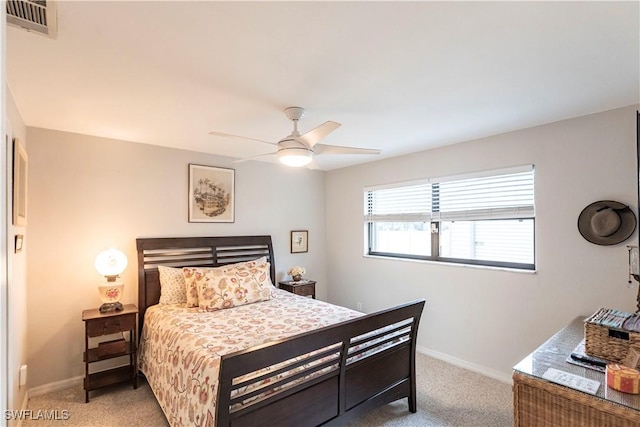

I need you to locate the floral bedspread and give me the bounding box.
[138,289,362,427]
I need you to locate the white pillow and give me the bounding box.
[158,265,187,305]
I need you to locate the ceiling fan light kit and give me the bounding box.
[278,149,313,167]
[209,107,381,168]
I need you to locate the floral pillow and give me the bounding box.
[234,256,268,269]
[157,265,187,305]
[196,262,273,311]
[182,256,269,307]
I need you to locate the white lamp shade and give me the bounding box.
[94,248,128,277]
[278,149,312,167]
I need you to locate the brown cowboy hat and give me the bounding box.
[577,200,637,245]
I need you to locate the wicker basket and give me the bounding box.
[584,320,640,363]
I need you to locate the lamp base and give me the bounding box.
[99,302,124,313]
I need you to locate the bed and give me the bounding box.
[136,235,425,427]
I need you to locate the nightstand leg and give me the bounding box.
[84,326,89,403]
[132,327,138,389]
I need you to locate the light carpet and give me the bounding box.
[23,353,512,426]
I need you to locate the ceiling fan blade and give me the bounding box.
[232,153,277,163]
[314,144,381,156]
[209,131,278,147]
[298,121,341,147]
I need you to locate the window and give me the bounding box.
[364,165,535,270]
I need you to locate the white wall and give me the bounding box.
[325,105,640,381]
[25,128,327,388]
[6,89,28,414]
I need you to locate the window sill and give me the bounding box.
[363,254,537,274]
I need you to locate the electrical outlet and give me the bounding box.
[356,302,362,311]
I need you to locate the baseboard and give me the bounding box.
[27,361,134,399]
[417,345,513,384]
[27,375,84,398]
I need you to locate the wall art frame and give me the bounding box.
[12,138,27,226]
[188,164,235,223]
[291,230,309,253]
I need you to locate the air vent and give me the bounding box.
[6,0,57,38]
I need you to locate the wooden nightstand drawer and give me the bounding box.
[278,280,316,299]
[86,313,136,337]
[294,284,314,296]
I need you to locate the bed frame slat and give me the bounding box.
[232,343,342,390]
[230,358,341,406]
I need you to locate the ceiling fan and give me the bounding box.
[209,107,381,167]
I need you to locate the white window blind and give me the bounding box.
[365,166,534,222]
[364,181,432,222]
[435,168,535,221]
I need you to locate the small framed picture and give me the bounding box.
[12,138,27,226]
[291,230,308,253]
[188,164,235,223]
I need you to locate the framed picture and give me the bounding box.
[12,138,27,226]
[188,164,235,223]
[291,230,309,253]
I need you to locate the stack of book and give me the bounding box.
[587,308,640,332]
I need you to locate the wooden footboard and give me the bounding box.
[216,299,426,427]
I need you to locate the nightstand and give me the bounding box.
[278,280,316,299]
[82,304,138,402]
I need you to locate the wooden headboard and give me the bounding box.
[136,235,275,334]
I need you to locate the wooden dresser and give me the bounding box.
[513,317,640,426]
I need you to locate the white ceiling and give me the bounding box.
[7,1,640,171]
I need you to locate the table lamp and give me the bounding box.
[95,248,128,313]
